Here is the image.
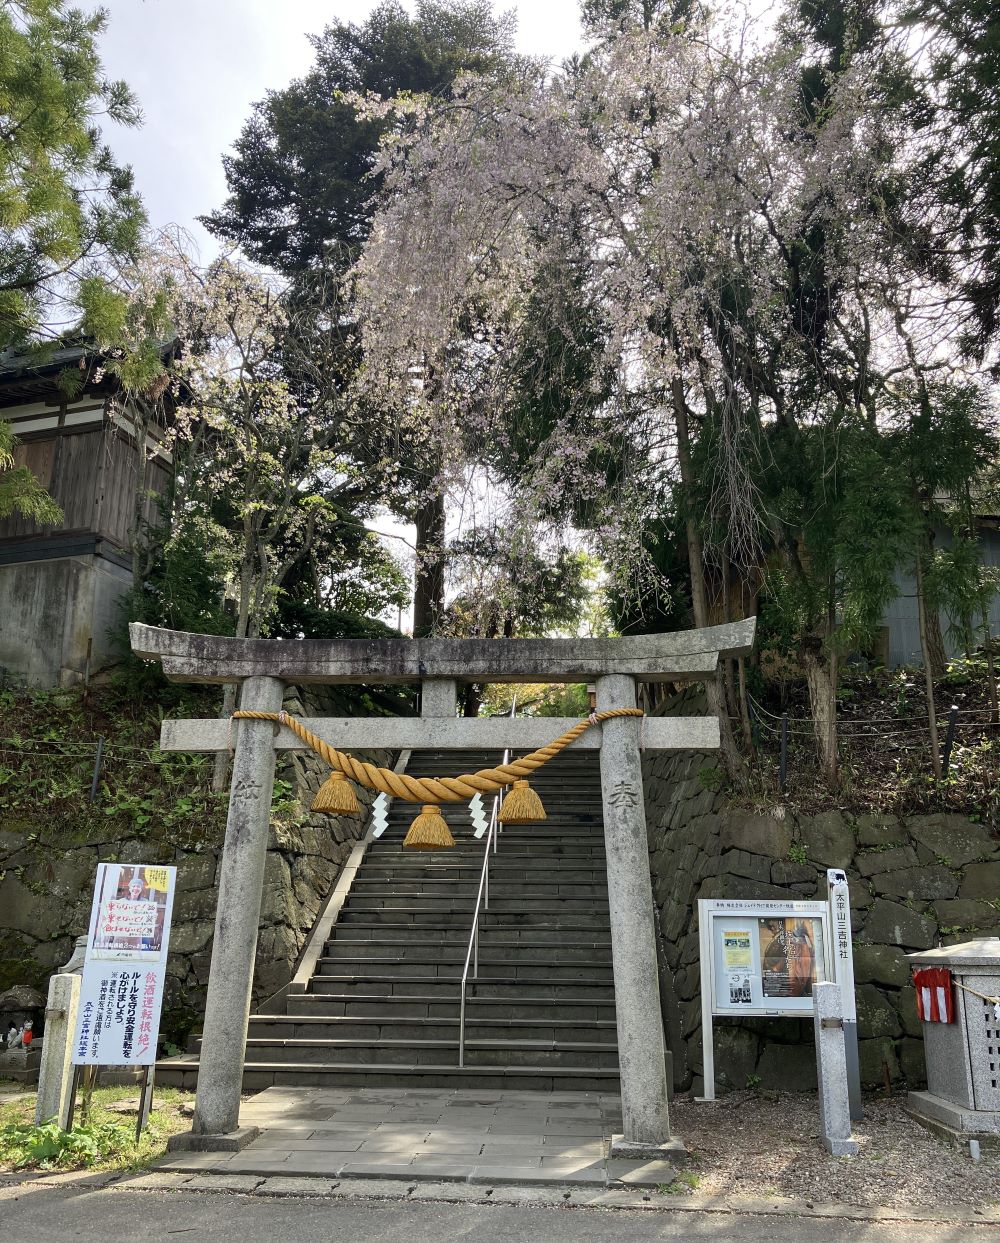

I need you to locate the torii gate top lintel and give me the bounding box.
[128,618,756,686]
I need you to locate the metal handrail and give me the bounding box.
[458,700,515,1068]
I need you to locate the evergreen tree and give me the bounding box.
[904,0,1000,356]
[0,2,146,352]
[202,0,517,272]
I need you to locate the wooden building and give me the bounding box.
[0,343,172,686]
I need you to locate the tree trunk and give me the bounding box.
[671,376,746,785]
[983,606,999,724]
[801,636,838,784]
[924,602,948,678]
[915,550,942,779]
[462,684,482,718]
[211,682,239,792]
[413,489,446,638]
[737,655,754,756]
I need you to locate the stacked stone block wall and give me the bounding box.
[644,721,1000,1094]
[0,685,390,1038]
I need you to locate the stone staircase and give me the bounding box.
[160,748,621,1092]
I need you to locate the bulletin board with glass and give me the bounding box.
[705,901,832,1016]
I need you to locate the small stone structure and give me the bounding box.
[812,981,858,1156]
[906,939,1000,1139]
[644,696,1000,1093]
[0,983,45,1081]
[34,973,80,1127]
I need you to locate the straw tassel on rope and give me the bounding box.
[232,707,644,849]
[311,770,360,815]
[402,805,455,850]
[498,779,546,824]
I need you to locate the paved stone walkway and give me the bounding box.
[157,1087,679,1187]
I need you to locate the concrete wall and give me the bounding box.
[0,554,131,687]
[881,524,1000,667]
[644,721,1000,1094]
[0,685,390,1040]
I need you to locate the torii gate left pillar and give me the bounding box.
[133,619,755,1156]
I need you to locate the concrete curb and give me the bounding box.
[6,1167,997,1227]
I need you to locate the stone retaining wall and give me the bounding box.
[0,686,389,1040]
[644,708,1000,1094]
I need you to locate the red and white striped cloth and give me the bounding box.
[913,967,954,1023]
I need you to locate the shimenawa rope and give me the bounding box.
[232,707,644,804]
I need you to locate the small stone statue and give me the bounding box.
[21,1019,33,1047]
[7,1023,22,1048]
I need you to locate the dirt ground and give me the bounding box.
[671,1090,1000,1209]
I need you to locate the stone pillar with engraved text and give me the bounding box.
[597,674,675,1155]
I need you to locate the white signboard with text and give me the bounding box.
[71,863,176,1066]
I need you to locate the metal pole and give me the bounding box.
[136,1065,153,1144]
[89,736,105,803]
[779,713,788,791]
[941,704,959,777]
[458,985,466,1068]
[66,1064,82,1130]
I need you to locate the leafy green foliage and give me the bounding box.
[0,1085,194,1172]
[1,1120,108,1168]
[0,682,227,852]
[0,418,62,523]
[0,2,146,350]
[903,0,1000,355]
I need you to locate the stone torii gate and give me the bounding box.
[131,618,755,1156]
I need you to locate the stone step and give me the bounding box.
[306,975,615,1000]
[342,896,609,913]
[328,927,612,948]
[320,942,612,963]
[347,880,610,897]
[232,744,623,1099]
[314,959,615,981]
[247,1015,616,1042]
[225,1037,620,1069]
[336,909,611,929]
[365,846,608,861]
[285,993,617,1020]
[357,866,610,883]
[155,1055,622,1094]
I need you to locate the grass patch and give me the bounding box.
[659,1170,701,1194]
[0,1084,194,1173]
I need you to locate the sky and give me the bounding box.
[99,0,585,258]
[97,2,586,629]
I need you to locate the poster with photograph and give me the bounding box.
[90,864,172,960]
[757,916,824,999]
[72,863,176,1066]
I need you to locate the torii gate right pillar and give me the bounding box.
[597,675,677,1157]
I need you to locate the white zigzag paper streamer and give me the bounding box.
[370,792,389,838]
[469,792,488,837]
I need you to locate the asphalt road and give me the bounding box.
[1,1184,993,1242]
